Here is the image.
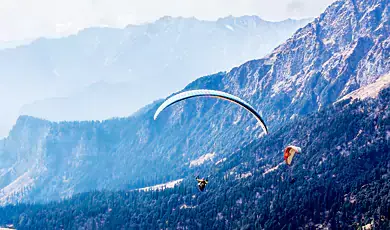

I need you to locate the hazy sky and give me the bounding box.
[0,0,336,42]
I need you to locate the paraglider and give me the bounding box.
[153,89,268,134]
[154,89,268,191]
[284,145,302,166]
[283,145,302,184]
[196,176,208,192]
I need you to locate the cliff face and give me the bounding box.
[220,0,389,120]
[0,0,389,204]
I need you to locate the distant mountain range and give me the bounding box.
[0,16,310,137]
[0,0,388,210]
[0,39,33,50]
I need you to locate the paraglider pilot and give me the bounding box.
[196,176,208,191]
[283,145,302,184]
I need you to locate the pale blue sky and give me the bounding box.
[0,0,336,42]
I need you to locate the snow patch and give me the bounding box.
[215,157,227,165]
[0,226,14,230]
[322,38,335,45]
[190,153,215,167]
[180,204,197,209]
[225,25,234,31]
[290,114,298,120]
[233,114,241,125]
[236,171,252,179]
[263,162,284,176]
[336,73,390,104]
[136,179,183,192]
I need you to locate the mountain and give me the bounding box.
[0,39,32,50]
[0,82,389,229]
[337,73,390,102]
[0,0,389,205]
[19,81,142,121]
[0,16,310,137]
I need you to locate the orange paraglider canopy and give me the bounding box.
[284,145,302,166]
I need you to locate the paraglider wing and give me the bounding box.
[284,145,301,166]
[154,89,268,134]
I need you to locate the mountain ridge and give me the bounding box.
[0,0,388,204]
[0,15,311,137]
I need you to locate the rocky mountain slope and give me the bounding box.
[337,73,390,102]
[0,16,310,137]
[0,80,389,229]
[0,0,388,204]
